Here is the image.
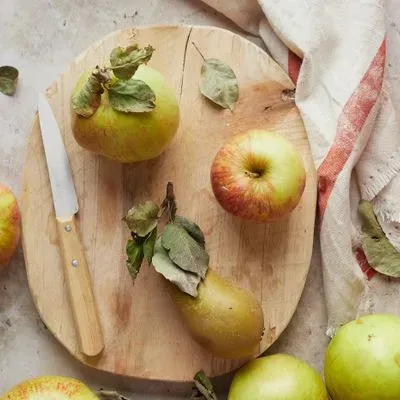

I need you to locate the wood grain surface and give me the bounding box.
[20,25,317,381]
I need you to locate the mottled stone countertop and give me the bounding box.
[1,0,399,398]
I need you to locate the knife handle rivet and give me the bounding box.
[71,259,79,267]
[65,224,72,232]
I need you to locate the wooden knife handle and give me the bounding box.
[56,216,104,357]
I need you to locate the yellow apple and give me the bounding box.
[0,184,20,271]
[71,65,180,163]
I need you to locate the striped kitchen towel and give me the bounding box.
[197,0,400,336]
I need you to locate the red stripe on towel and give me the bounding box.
[288,50,302,84]
[317,39,386,220]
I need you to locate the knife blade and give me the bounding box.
[38,93,79,219]
[38,92,104,357]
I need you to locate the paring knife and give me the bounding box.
[38,93,104,357]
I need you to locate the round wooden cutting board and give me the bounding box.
[20,25,317,381]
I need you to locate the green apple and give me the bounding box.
[71,65,180,163]
[210,129,306,222]
[0,184,20,271]
[324,314,400,400]
[228,354,328,399]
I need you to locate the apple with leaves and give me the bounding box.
[210,129,306,222]
[123,183,264,359]
[71,45,180,163]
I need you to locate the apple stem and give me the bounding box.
[92,66,112,84]
[245,171,261,178]
[192,42,206,61]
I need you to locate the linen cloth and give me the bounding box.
[197,0,400,336]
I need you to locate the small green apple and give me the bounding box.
[228,354,328,400]
[71,65,180,163]
[324,314,400,400]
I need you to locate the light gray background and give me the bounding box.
[1,0,399,398]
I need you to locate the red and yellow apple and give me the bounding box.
[71,65,180,163]
[0,376,97,400]
[228,354,328,399]
[210,129,306,222]
[0,184,20,271]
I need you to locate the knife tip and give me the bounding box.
[38,91,45,104]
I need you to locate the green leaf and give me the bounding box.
[0,66,18,96]
[124,200,159,237]
[174,215,205,247]
[71,73,104,117]
[108,79,156,113]
[152,238,201,297]
[199,57,238,110]
[191,370,218,400]
[110,44,154,80]
[143,227,157,263]
[161,223,209,278]
[359,200,400,278]
[126,238,144,280]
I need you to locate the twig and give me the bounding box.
[160,181,177,221]
[192,42,206,61]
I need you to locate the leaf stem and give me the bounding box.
[96,389,131,400]
[191,370,219,400]
[192,42,206,61]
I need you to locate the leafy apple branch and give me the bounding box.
[123,182,210,297]
[71,44,156,117]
